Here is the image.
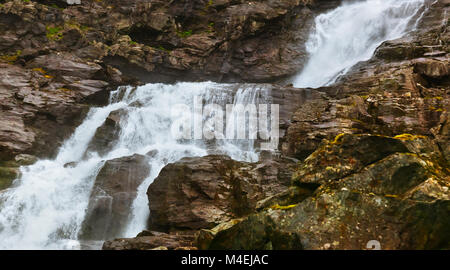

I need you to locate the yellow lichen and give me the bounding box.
[331,133,346,144]
[393,134,427,141]
[270,204,297,210]
[32,68,46,74]
[0,50,22,64]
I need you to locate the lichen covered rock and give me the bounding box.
[202,134,450,250]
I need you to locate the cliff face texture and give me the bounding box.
[0,0,322,189]
[0,0,449,250]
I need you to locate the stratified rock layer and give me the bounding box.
[147,155,294,231]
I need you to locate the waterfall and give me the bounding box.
[0,0,430,250]
[293,0,426,88]
[0,82,267,249]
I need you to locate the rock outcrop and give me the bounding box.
[203,0,449,250]
[202,134,450,250]
[80,154,150,240]
[103,230,196,250]
[148,155,294,231]
[103,154,297,249]
[0,0,332,168]
[282,0,450,161]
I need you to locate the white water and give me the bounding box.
[0,82,265,249]
[293,0,426,88]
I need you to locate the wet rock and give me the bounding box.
[0,166,19,191]
[147,155,294,231]
[86,109,124,156]
[374,37,427,61]
[14,154,38,166]
[80,154,150,240]
[0,153,37,191]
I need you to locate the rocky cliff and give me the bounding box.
[0,0,448,250]
[0,0,328,189]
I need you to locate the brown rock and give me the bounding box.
[80,154,151,240]
[28,53,102,79]
[204,134,450,250]
[102,231,196,250]
[414,58,449,79]
[147,155,294,231]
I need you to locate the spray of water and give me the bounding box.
[0,82,265,249]
[293,0,426,88]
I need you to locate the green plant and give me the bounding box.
[177,29,193,38]
[46,26,63,41]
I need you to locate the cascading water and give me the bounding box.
[0,82,266,249]
[293,0,427,88]
[0,0,429,250]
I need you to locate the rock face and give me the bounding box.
[206,0,449,250]
[147,155,294,231]
[103,154,297,249]
[0,0,333,167]
[282,0,450,161]
[0,0,329,84]
[79,154,150,240]
[203,134,450,250]
[102,0,449,250]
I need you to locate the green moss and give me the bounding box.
[46,26,63,41]
[156,46,170,52]
[177,29,193,38]
[65,21,90,33]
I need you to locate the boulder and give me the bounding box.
[147,155,294,231]
[86,109,124,156]
[79,154,150,240]
[0,154,37,191]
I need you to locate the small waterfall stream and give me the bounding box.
[293,0,427,88]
